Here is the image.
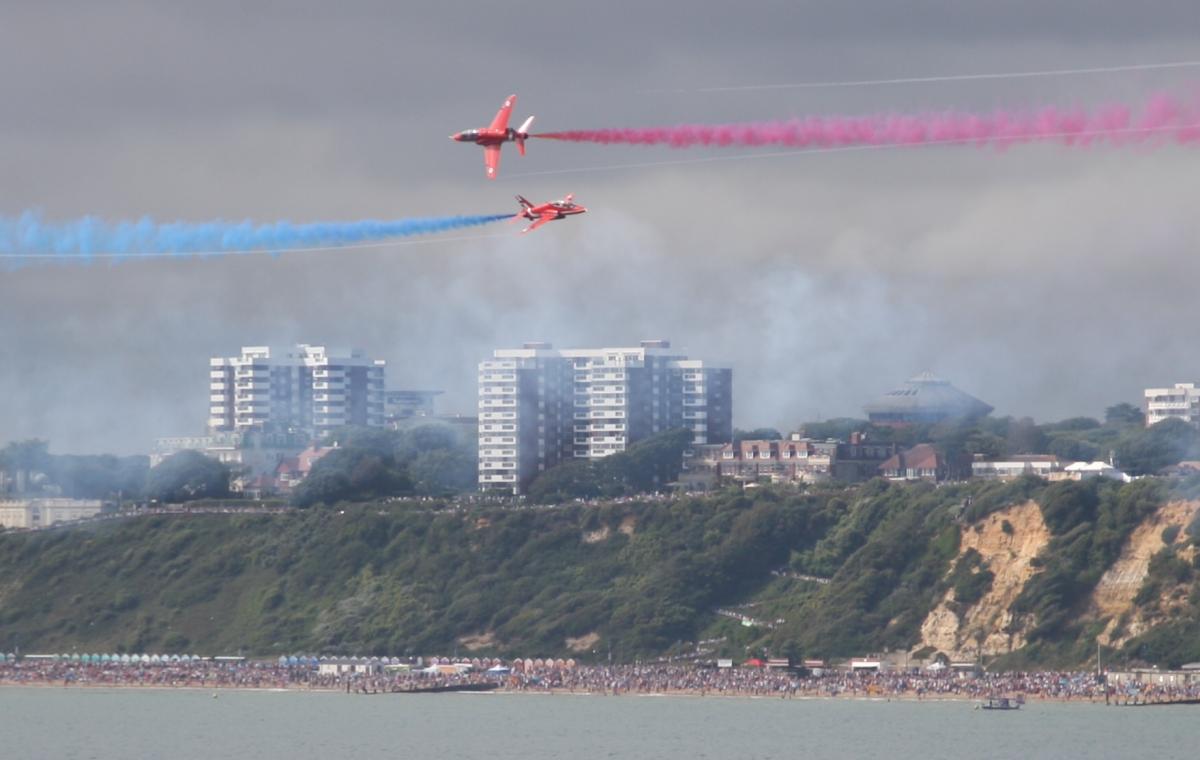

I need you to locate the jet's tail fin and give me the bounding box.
[515,194,534,210]
[515,115,534,156]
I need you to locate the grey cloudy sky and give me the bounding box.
[2,1,1200,454]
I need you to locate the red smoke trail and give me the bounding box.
[534,93,1200,150]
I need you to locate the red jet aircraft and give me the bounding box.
[450,94,535,179]
[514,194,587,234]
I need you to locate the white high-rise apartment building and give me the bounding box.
[479,340,732,494]
[1144,382,1200,427]
[209,345,385,436]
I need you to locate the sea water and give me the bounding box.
[0,688,1195,759]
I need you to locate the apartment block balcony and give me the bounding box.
[479,400,517,410]
[588,398,625,407]
[587,410,625,419]
[480,386,517,395]
[479,473,517,482]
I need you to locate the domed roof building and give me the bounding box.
[863,372,993,427]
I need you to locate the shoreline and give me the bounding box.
[0,681,1125,705]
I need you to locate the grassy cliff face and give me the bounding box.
[0,500,815,658]
[1,478,1196,666]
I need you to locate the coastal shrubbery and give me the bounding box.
[3,475,1200,668]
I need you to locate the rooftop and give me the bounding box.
[863,372,993,423]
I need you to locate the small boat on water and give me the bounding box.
[978,696,1021,710]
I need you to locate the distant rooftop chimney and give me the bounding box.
[522,341,552,349]
[640,339,671,349]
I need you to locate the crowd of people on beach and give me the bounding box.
[2,658,1198,703]
[511,664,1200,703]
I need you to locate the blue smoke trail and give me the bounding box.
[0,211,514,260]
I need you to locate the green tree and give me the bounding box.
[296,447,411,507]
[1045,436,1100,463]
[527,429,694,504]
[527,459,603,502]
[410,449,477,496]
[145,450,231,503]
[733,428,783,444]
[1114,418,1200,475]
[1105,403,1145,427]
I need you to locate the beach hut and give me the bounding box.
[743,658,766,668]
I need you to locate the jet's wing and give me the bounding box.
[488,95,516,132]
[484,145,501,179]
[522,214,554,234]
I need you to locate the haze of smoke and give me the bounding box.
[535,92,1200,149]
[0,212,514,259]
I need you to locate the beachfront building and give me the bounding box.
[1144,382,1200,427]
[478,340,733,494]
[208,344,385,437]
[1060,461,1131,482]
[685,437,837,487]
[383,390,443,427]
[0,498,105,529]
[879,443,946,481]
[971,454,1068,480]
[863,372,993,427]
